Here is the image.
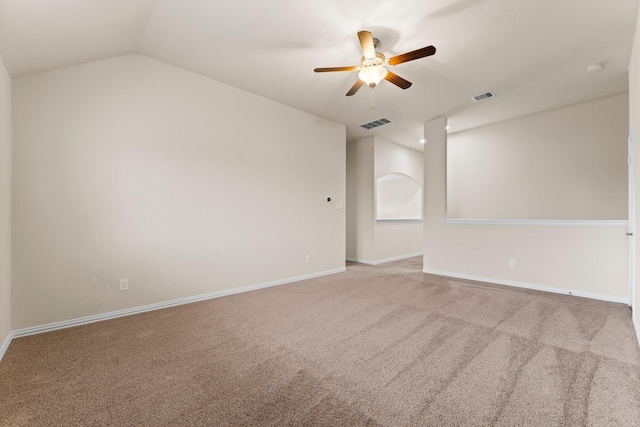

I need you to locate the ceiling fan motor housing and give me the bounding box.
[361,52,386,66]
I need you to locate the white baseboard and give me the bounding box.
[347,253,423,266]
[12,267,346,339]
[442,219,628,227]
[0,331,12,362]
[346,258,375,265]
[422,268,629,305]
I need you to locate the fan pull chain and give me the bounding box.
[371,88,375,109]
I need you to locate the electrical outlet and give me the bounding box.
[306,255,310,263]
[508,259,516,268]
[119,279,129,291]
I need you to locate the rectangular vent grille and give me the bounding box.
[471,91,495,102]
[360,117,393,129]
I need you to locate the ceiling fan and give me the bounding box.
[314,30,436,97]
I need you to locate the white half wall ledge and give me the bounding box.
[346,253,423,266]
[0,332,12,362]
[423,269,629,305]
[442,219,629,227]
[11,267,346,339]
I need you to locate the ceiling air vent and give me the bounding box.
[360,117,393,130]
[471,91,495,102]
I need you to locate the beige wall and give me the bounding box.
[373,138,422,261]
[346,137,422,263]
[630,7,640,342]
[0,55,11,349]
[346,138,375,262]
[12,54,346,330]
[425,117,628,302]
[447,94,629,220]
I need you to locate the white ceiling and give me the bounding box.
[1,0,638,151]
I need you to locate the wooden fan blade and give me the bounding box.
[388,45,436,66]
[384,70,412,89]
[314,66,358,72]
[357,30,376,59]
[346,79,365,96]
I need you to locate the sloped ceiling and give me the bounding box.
[1,0,638,150]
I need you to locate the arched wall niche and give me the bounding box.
[376,173,422,220]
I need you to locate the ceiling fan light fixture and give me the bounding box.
[314,30,436,98]
[359,65,387,88]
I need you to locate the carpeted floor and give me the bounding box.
[1,257,640,426]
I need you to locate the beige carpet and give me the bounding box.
[1,257,639,426]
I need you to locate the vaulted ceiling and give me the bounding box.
[1,0,638,150]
